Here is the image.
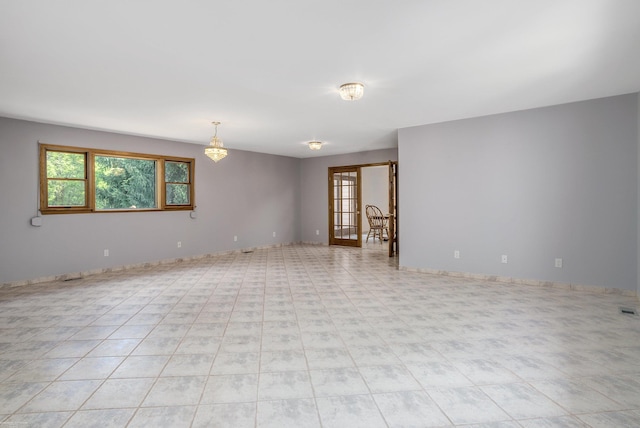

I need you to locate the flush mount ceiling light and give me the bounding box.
[308,141,323,151]
[204,121,228,162]
[339,82,364,101]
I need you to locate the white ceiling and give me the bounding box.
[1,0,639,158]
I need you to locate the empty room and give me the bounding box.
[1,1,640,427]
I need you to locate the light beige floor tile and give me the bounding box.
[1,244,639,426]
[109,325,153,340]
[161,353,215,376]
[359,364,422,393]
[349,345,402,367]
[450,358,522,385]
[130,337,181,356]
[406,361,474,389]
[20,380,102,412]
[427,386,511,425]
[261,333,303,351]
[70,326,119,341]
[0,381,50,413]
[258,370,313,400]
[82,378,154,409]
[301,331,345,349]
[128,406,196,428]
[59,356,123,380]
[305,347,354,369]
[110,355,169,378]
[192,403,256,428]
[210,351,260,375]
[0,360,26,382]
[186,323,226,337]
[257,398,321,428]
[316,394,387,428]
[310,367,369,397]
[7,358,78,382]
[142,376,206,407]
[373,390,451,427]
[581,374,640,407]
[577,410,640,428]
[260,350,308,372]
[481,383,567,419]
[519,415,592,427]
[201,373,258,404]
[43,340,101,358]
[531,378,624,414]
[64,408,135,428]
[2,411,72,428]
[175,336,221,355]
[86,338,141,357]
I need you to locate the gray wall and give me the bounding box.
[4,93,639,293]
[0,117,300,284]
[398,93,639,291]
[299,149,398,244]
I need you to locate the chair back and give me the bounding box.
[365,205,385,228]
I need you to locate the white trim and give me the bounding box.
[399,266,639,298]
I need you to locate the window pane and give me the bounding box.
[95,156,156,210]
[166,183,190,205]
[47,151,85,179]
[165,161,189,183]
[48,180,85,206]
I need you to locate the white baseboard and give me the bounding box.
[399,266,639,298]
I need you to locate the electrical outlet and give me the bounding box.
[555,258,563,268]
[454,250,460,259]
[501,254,508,264]
[177,241,181,248]
[316,230,320,235]
[272,232,276,238]
[234,235,238,242]
[104,249,109,257]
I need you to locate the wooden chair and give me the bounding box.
[365,204,389,243]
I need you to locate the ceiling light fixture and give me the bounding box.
[339,82,364,101]
[204,121,228,162]
[308,141,323,151]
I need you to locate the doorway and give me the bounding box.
[328,161,397,256]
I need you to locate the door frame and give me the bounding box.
[388,160,398,257]
[328,161,398,256]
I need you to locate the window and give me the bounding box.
[40,144,195,214]
[44,149,89,209]
[94,155,157,210]
[164,160,192,206]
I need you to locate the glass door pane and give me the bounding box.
[329,167,361,247]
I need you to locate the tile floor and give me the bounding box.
[1,244,640,427]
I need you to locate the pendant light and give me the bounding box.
[204,121,228,162]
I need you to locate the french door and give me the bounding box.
[328,166,361,247]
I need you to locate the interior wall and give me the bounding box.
[398,93,639,292]
[361,166,389,233]
[0,117,300,284]
[299,149,398,244]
